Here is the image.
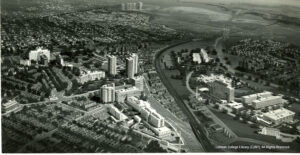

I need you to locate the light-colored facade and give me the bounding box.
[2,100,20,113]
[20,59,31,66]
[132,53,139,74]
[192,53,201,64]
[252,96,283,109]
[108,104,127,121]
[77,70,105,84]
[263,108,295,125]
[101,83,115,103]
[107,55,117,75]
[210,80,234,102]
[241,91,272,104]
[137,2,143,10]
[133,76,144,90]
[29,47,51,62]
[149,112,165,128]
[200,48,209,63]
[115,86,142,103]
[126,57,135,78]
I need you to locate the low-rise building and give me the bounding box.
[2,100,21,113]
[108,104,127,121]
[263,108,295,125]
[115,86,142,103]
[252,96,283,109]
[241,91,272,104]
[77,70,105,84]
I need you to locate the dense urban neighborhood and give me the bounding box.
[1,0,300,153]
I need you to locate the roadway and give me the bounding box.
[154,41,219,152]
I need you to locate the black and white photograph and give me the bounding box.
[1,0,300,153]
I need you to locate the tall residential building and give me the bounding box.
[137,2,143,10]
[126,57,135,78]
[29,47,51,62]
[132,53,139,74]
[133,76,144,90]
[107,55,117,76]
[101,83,115,103]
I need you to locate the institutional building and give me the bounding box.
[251,96,283,109]
[29,47,51,63]
[101,83,115,103]
[107,55,117,76]
[241,91,272,104]
[263,108,295,125]
[77,70,105,84]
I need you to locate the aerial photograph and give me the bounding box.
[1,0,300,153]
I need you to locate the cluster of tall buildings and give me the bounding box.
[107,53,139,79]
[126,53,139,79]
[100,76,144,103]
[241,91,284,109]
[121,2,143,11]
[100,83,116,103]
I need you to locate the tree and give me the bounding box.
[144,140,167,153]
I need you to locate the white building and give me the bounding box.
[107,55,117,76]
[2,100,21,113]
[260,127,280,138]
[241,91,272,104]
[29,47,51,62]
[20,59,31,66]
[137,2,143,10]
[115,86,142,103]
[101,83,115,103]
[77,70,105,84]
[126,57,135,78]
[132,53,139,74]
[149,112,165,128]
[108,104,127,121]
[200,48,209,63]
[263,108,295,125]
[252,96,283,109]
[192,53,201,64]
[133,76,144,90]
[134,115,142,123]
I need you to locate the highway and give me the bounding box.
[154,41,219,152]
